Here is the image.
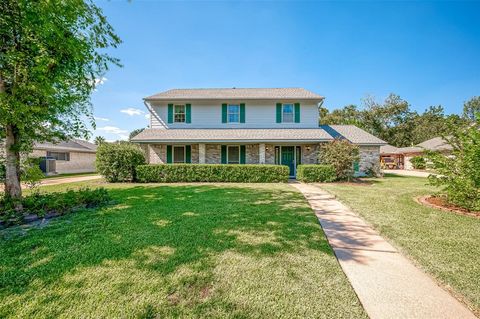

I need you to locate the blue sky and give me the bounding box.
[90,0,480,141]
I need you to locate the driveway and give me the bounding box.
[386,169,432,177]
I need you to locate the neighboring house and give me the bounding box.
[32,139,97,174]
[380,137,452,170]
[131,88,386,177]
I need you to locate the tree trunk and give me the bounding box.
[4,124,22,201]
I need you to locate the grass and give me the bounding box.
[0,180,366,318]
[320,174,480,315]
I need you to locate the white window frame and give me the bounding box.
[47,151,70,161]
[227,145,240,164]
[227,104,240,124]
[174,104,186,123]
[173,145,186,163]
[282,103,295,123]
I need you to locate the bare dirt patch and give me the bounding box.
[416,195,480,218]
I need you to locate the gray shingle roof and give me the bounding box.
[34,139,97,153]
[145,88,324,101]
[327,125,387,145]
[417,137,452,151]
[380,144,400,154]
[131,128,333,143]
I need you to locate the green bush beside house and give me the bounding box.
[296,165,336,183]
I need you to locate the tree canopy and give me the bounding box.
[320,93,467,147]
[0,0,121,199]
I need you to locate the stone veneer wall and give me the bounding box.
[246,144,259,164]
[301,144,319,164]
[147,144,166,164]
[358,145,380,173]
[265,144,275,164]
[206,144,221,164]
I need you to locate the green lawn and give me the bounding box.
[0,181,366,318]
[320,175,480,315]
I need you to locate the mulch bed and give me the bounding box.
[416,195,480,218]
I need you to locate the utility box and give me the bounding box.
[39,157,57,175]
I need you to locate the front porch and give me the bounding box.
[141,143,320,177]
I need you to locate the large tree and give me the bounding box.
[320,93,464,147]
[0,0,120,201]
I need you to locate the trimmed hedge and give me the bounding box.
[296,164,336,183]
[136,164,290,183]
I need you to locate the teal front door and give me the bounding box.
[281,146,295,177]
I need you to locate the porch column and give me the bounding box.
[199,143,206,164]
[259,143,266,164]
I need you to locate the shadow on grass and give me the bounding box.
[0,185,333,303]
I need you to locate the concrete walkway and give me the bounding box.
[38,175,102,187]
[291,183,476,319]
[386,169,431,178]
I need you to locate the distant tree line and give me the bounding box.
[319,94,480,147]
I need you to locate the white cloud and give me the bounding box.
[145,113,150,120]
[94,116,110,122]
[120,107,144,116]
[94,77,107,86]
[96,126,128,135]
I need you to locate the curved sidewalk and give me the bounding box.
[291,183,476,319]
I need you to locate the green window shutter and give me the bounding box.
[353,161,360,172]
[222,104,227,123]
[294,103,300,123]
[185,145,191,163]
[186,104,191,123]
[168,104,174,123]
[166,145,172,163]
[276,103,282,123]
[240,103,245,123]
[240,145,246,164]
[221,145,227,164]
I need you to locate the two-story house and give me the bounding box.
[131,88,386,177]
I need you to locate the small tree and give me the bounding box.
[410,156,426,170]
[96,142,146,182]
[94,136,106,145]
[20,158,44,190]
[318,139,360,181]
[426,116,480,211]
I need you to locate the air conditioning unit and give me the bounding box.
[39,157,57,175]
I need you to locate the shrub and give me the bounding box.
[296,165,336,183]
[0,187,111,226]
[20,157,44,189]
[426,117,480,211]
[318,139,360,181]
[410,156,426,170]
[96,142,146,182]
[136,164,289,183]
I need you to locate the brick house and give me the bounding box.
[32,139,97,174]
[131,88,386,177]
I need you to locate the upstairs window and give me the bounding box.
[282,103,294,123]
[47,151,70,161]
[173,146,185,163]
[227,146,240,164]
[227,104,240,123]
[174,105,186,123]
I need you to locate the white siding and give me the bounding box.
[149,100,319,129]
